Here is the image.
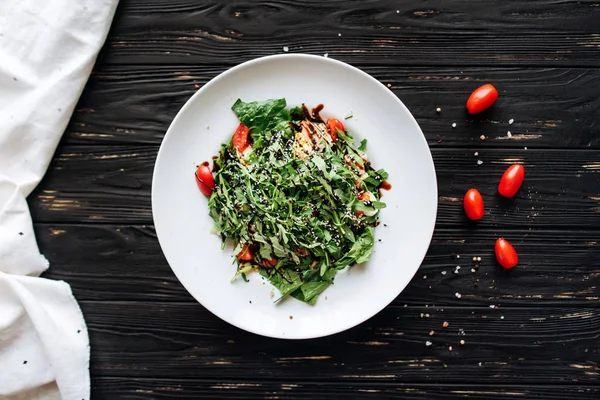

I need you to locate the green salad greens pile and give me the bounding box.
[207,98,388,304]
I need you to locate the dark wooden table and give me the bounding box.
[32,1,600,398]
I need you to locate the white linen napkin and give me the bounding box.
[0,1,118,399]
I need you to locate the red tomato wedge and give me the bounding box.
[233,123,250,152]
[463,188,484,220]
[326,118,344,142]
[195,162,215,196]
[498,164,525,198]
[260,258,278,268]
[495,238,518,269]
[466,84,499,114]
[237,244,254,261]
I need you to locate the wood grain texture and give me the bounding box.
[38,225,600,306]
[81,302,600,383]
[91,379,600,399]
[68,65,600,148]
[101,0,600,67]
[29,146,600,227]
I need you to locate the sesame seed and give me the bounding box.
[423,275,427,279]
[473,257,477,262]
[477,257,482,262]
[460,340,465,345]
[387,83,392,88]
[452,123,457,128]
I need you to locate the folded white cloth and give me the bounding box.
[0,1,118,399]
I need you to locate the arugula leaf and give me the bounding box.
[232,98,291,137]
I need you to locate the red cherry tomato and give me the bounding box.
[463,188,484,220]
[498,164,525,198]
[233,123,250,152]
[495,238,518,269]
[237,244,254,261]
[195,162,215,196]
[326,118,344,142]
[466,84,499,114]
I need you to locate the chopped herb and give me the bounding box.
[344,113,353,120]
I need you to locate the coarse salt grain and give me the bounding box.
[283,46,289,52]
[426,341,432,346]
[456,255,460,259]
[509,119,514,124]
[477,160,483,165]
[474,152,479,156]
[387,83,392,88]
[452,123,457,128]
[472,257,477,262]
[460,340,465,345]
[448,346,453,351]
[338,33,342,37]
[480,134,486,140]
[479,362,482,366]
[501,316,505,319]
[490,305,496,308]
[441,271,447,275]
[477,257,482,262]
[324,53,329,58]
[425,313,430,318]
[471,268,476,273]
[455,292,462,299]
[436,107,441,113]
[507,131,512,138]
[443,321,449,328]
[429,330,435,336]
[396,10,400,13]
[423,275,427,279]
[524,147,528,150]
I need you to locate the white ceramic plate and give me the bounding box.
[152,54,437,339]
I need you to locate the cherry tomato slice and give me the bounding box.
[466,84,499,114]
[237,243,254,261]
[233,123,250,152]
[495,238,518,269]
[195,162,215,196]
[326,118,344,142]
[260,258,278,268]
[463,188,484,220]
[498,164,525,198]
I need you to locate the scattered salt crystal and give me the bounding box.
[471,268,476,273]
[478,362,482,366]
[524,147,528,150]
[455,292,462,299]
[452,123,457,128]
[423,275,427,279]
[477,160,483,165]
[489,305,496,308]
[507,131,512,138]
[283,46,289,52]
[420,313,424,318]
[426,341,432,346]
[501,316,505,320]
[324,53,329,58]
[443,321,449,328]
[436,107,441,113]
[456,255,460,259]
[480,134,486,140]
[441,271,447,275]
[448,346,453,351]
[456,265,461,270]
[474,152,479,156]
[425,313,430,318]
[387,83,392,88]
[509,119,514,125]
[476,257,482,262]
[460,340,465,345]
[429,330,435,336]
[338,33,342,37]
[404,304,408,307]
[396,10,400,13]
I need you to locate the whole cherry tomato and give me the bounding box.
[466,84,499,114]
[237,243,255,261]
[463,188,484,220]
[495,238,518,269]
[326,118,344,142]
[233,123,250,152]
[195,162,215,196]
[498,164,525,198]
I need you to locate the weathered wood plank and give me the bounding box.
[81,302,600,383]
[29,146,600,227]
[100,0,600,66]
[68,66,600,148]
[91,379,600,399]
[38,225,600,306]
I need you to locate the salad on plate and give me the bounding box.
[195,98,390,304]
